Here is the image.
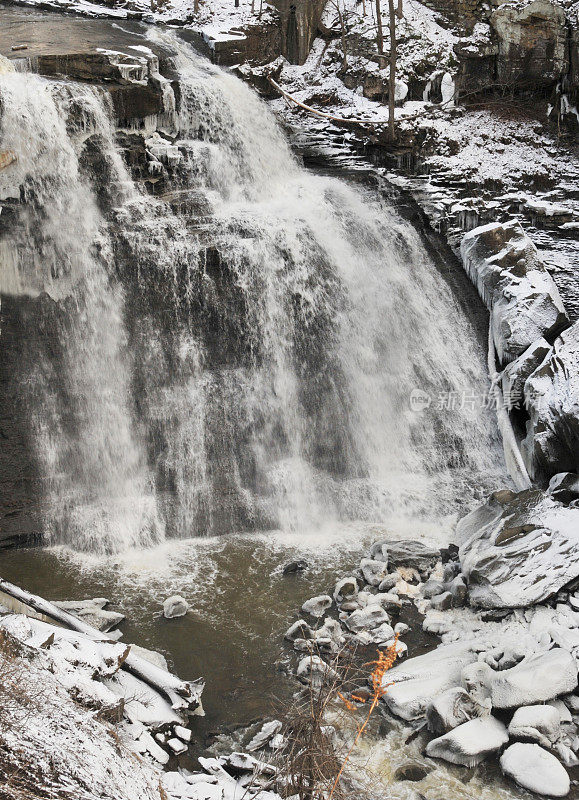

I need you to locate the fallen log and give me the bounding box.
[0,578,204,716]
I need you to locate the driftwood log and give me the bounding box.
[0,578,204,715]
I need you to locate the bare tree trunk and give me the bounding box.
[388,0,396,139]
[251,0,255,12]
[235,0,239,8]
[336,0,348,69]
[375,0,384,53]
[396,0,403,18]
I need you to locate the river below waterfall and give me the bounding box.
[0,10,519,799]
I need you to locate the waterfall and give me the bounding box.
[0,35,506,556]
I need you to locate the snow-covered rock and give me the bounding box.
[301,595,332,618]
[500,742,570,797]
[247,720,282,752]
[333,577,358,602]
[359,558,388,587]
[54,598,125,632]
[377,574,399,592]
[382,642,478,721]
[426,716,509,767]
[426,687,488,734]
[460,220,568,364]
[490,649,578,709]
[548,472,579,505]
[296,654,338,687]
[522,321,579,479]
[372,540,439,578]
[163,595,189,619]
[457,488,579,608]
[431,591,452,611]
[500,338,551,410]
[344,604,390,633]
[284,619,313,641]
[508,704,561,748]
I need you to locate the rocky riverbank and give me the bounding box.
[288,534,579,797]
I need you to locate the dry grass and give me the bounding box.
[274,636,399,800]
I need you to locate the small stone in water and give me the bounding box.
[163,595,188,619]
[394,622,410,635]
[283,560,308,575]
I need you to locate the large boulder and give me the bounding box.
[500,742,570,797]
[370,540,439,578]
[491,0,569,88]
[490,649,578,709]
[460,221,568,364]
[425,716,509,767]
[381,643,478,721]
[508,704,562,748]
[522,321,579,480]
[457,488,579,608]
[426,687,488,734]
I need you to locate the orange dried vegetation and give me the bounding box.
[329,634,399,799]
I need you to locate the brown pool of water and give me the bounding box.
[0,529,388,747]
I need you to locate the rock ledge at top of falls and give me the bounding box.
[460,220,569,365]
[23,48,171,125]
[456,488,579,608]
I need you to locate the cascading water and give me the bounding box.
[0,33,507,556]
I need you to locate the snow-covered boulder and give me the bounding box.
[490,649,578,709]
[457,488,579,608]
[345,604,389,633]
[359,558,388,587]
[333,577,358,603]
[426,716,509,767]
[381,642,478,721]
[426,687,488,734]
[301,595,332,618]
[423,579,444,599]
[377,574,399,592]
[522,321,579,479]
[548,472,579,505]
[371,540,438,578]
[296,655,338,687]
[54,598,125,632]
[508,704,561,748]
[500,742,570,797]
[163,595,188,619]
[460,220,568,364]
[372,592,402,612]
[285,619,313,641]
[247,720,282,752]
